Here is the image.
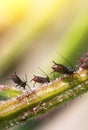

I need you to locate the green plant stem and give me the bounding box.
[0,69,88,130]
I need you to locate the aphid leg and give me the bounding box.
[76,72,81,78]
[50,71,56,79]
[53,71,56,79]
[33,82,36,87]
[26,84,32,91]
[68,74,75,84]
[15,84,19,88]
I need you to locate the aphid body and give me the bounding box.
[52,61,75,75]
[30,68,50,86]
[32,75,50,84]
[10,72,30,89]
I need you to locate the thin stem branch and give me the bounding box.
[0,69,88,130]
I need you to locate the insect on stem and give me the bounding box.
[10,72,31,90]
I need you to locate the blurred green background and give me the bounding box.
[0,0,87,130]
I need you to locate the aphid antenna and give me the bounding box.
[25,74,27,82]
[22,74,27,82]
[38,67,49,77]
[29,75,35,83]
[52,60,58,65]
[57,52,74,68]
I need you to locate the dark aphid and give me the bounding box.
[52,61,75,75]
[30,69,50,87]
[32,75,50,83]
[79,52,88,69]
[51,52,76,76]
[10,72,30,90]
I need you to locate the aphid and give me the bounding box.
[30,69,50,87]
[79,52,88,69]
[52,61,75,75]
[10,72,30,90]
[51,53,75,76]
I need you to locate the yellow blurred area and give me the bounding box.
[0,0,71,32]
[0,0,54,31]
[0,0,30,32]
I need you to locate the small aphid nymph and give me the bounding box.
[30,69,50,87]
